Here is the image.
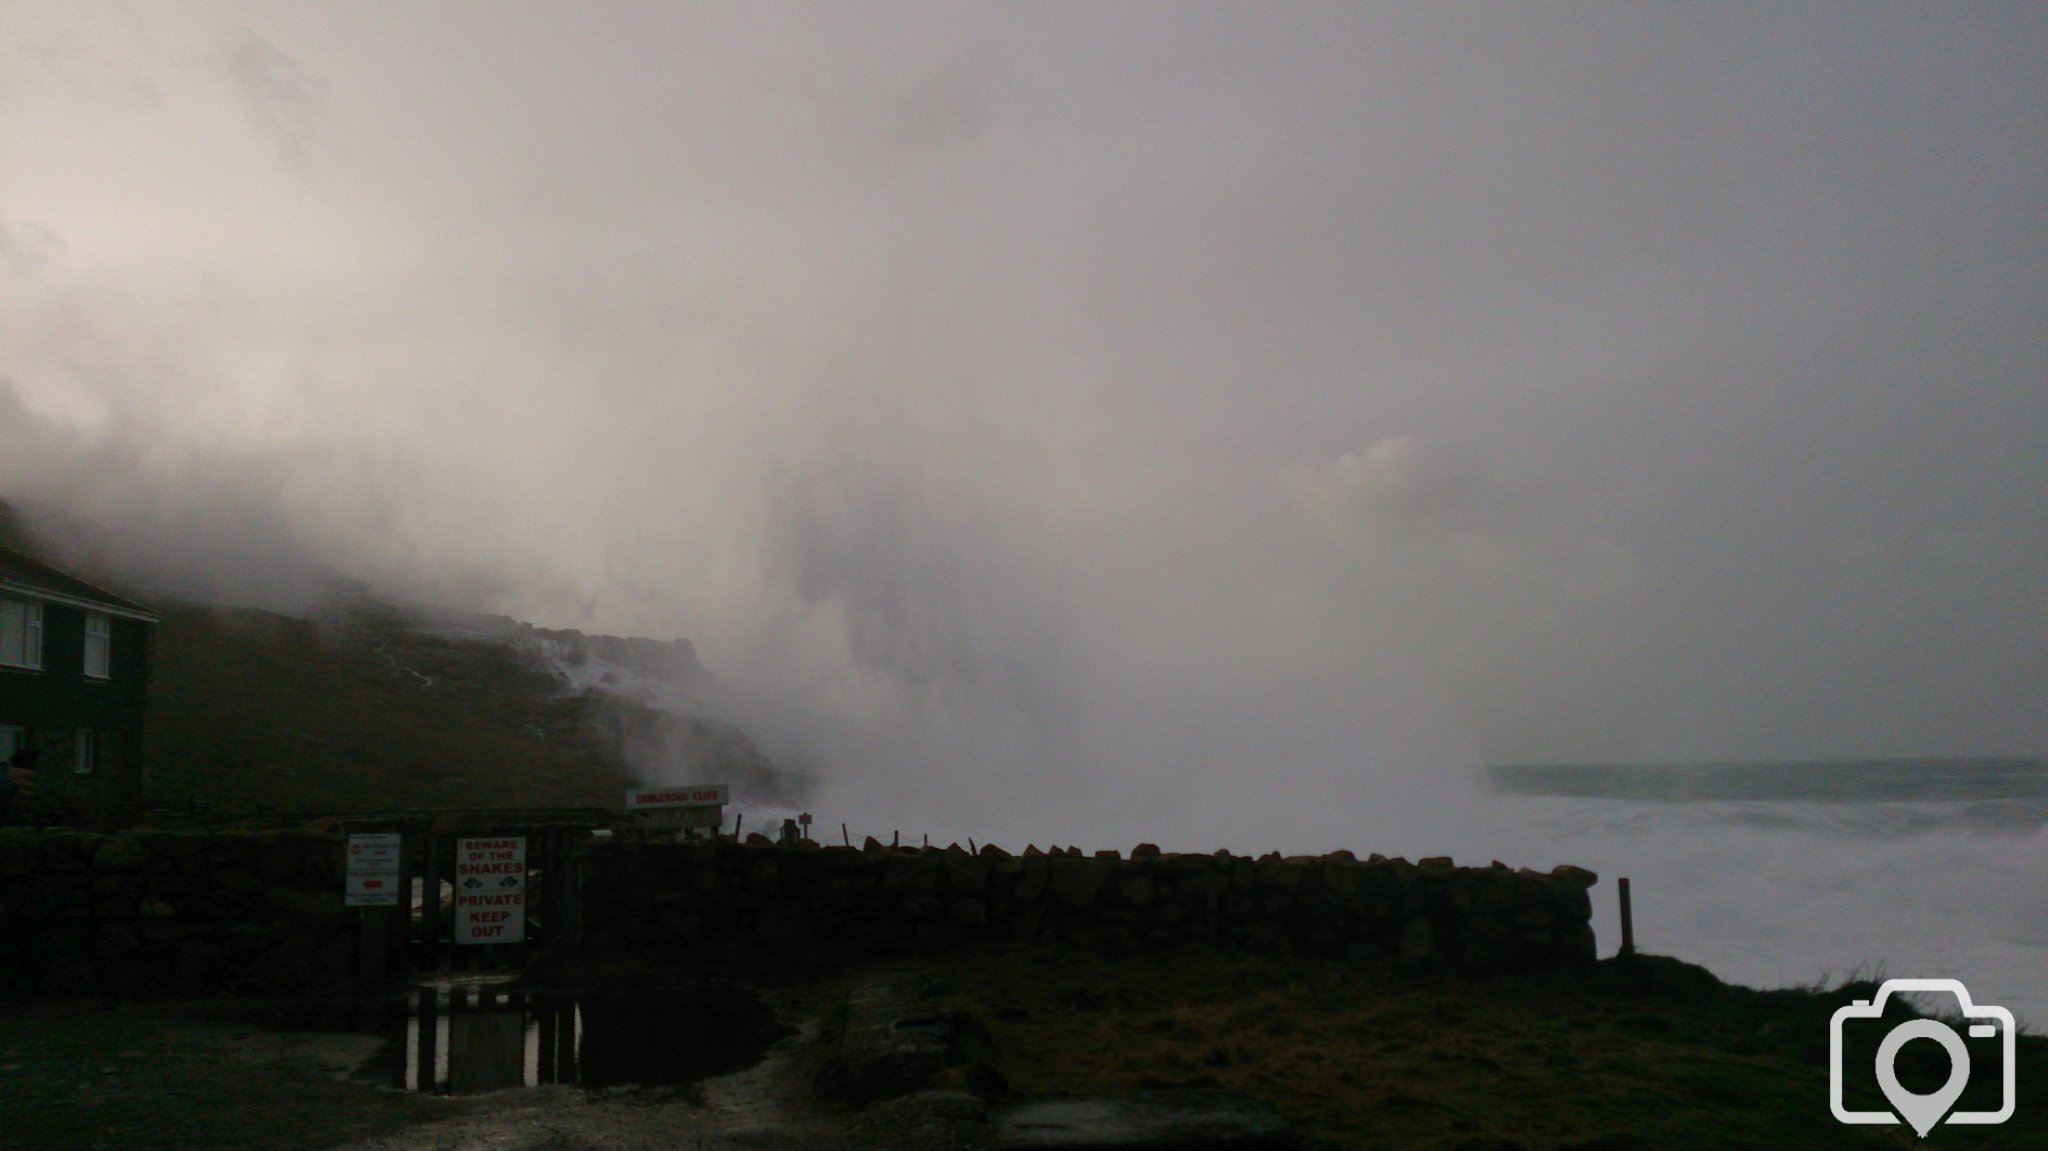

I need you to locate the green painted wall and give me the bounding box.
[0,601,150,803]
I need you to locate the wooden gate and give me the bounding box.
[342,809,608,978]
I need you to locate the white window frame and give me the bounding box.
[0,598,43,670]
[74,728,94,775]
[84,611,111,680]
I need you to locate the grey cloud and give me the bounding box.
[0,3,2040,848]
[219,27,325,164]
[0,217,63,277]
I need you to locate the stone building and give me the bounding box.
[0,545,157,805]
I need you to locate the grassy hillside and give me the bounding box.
[923,947,2047,1151]
[136,599,638,816]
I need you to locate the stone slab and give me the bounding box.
[814,973,957,1103]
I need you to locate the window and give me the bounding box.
[84,612,111,679]
[0,599,42,669]
[0,726,22,761]
[74,729,94,775]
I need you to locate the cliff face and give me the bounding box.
[0,496,797,819]
[127,591,795,818]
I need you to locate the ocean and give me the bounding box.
[1488,758,2048,1032]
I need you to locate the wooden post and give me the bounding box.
[386,998,408,1090]
[537,992,559,1084]
[557,829,581,950]
[387,831,411,974]
[357,906,389,982]
[417,985,441,1093]
[841,822,850,847]
[1618,877,1635,957]
[420,835,442,973]
[540,830,562,947]
[558,995,579,1085]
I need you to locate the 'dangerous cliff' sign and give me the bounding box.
[453,836,526,944]
[626,784,729,809]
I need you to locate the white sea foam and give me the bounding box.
[1493,792,2048,1032]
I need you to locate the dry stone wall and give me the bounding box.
[579,839,1600,972]
[0,825,353,996]
[0,827,1604,997]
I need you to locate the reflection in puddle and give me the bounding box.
[357,983,787,1094]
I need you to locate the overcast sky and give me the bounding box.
[2,3,2042,846]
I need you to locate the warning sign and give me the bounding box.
[454,836,526,944]
[345,832,403,907]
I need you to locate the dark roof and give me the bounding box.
[0,546,157,621]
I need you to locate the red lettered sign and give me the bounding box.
[627,784,729,809]
[454,836,526,944]
[345,832,403,907]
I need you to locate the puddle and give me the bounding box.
[245,981,792,1095]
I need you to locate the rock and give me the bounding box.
[849,1090,998,1151]
[1013,865,1049,903]
[1318,863,1360,896]
[1050,859,1111,908]
[263,885,337,921]
[240,934,319,989]
[1399,918,1435,961]
[1131,843,1161,859]
[37,833,82,862]
[1550,864,1598,890]
[209,869,261,894]
[1254,862,1306,889]
[91,836,150,874]
[1118,876,1156,906]
[943,858,988,895]
[174,941,226,988]
[97,922,141,955]
[884,853,942,893]
[910,1090,988,1121]
[656,909,704,941]
[136,831,205,859]
[815,976,959,1104]
[1476,872,1515,912]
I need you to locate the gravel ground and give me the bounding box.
[2,968,975,1151]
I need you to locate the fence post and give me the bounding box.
[420,834,442,972]
[1618,877,1635,957]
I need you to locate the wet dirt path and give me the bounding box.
[3,970,925,1151]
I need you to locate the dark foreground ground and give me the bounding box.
[3,948,2041,1151]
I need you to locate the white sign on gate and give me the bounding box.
[345,832,403,907]
[454,836,526,944]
